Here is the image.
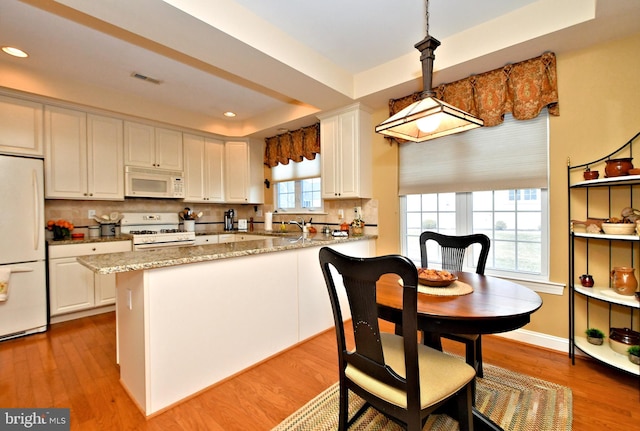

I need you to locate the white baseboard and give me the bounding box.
[493,328,585,356]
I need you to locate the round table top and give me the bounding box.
[376,271,543,334]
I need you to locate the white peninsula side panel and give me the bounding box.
[116,251,298,415]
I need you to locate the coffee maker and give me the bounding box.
[224,209,235,231]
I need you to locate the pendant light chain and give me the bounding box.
[425,0,430,37]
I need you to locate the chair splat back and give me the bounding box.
[419,231,490,275]
[319,247,419,390]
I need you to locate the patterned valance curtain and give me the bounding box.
[264,123,320,167]
[389,52,559,131]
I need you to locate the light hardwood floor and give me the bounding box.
[0,312,638,430]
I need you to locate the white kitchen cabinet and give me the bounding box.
[45,106,124,200]
[224,139,264,204]
[218,234,235,243]
[194,235,219,245]
[235,234,264,241]
[183,134,224,202]
[318,103,372,199]
[0,94,43,157]
[124,122,183,171]
[48,240,131,321]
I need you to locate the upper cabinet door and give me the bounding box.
[204,138,225,202]
[155,128,183,171]
[318,103,372,199]
[183,133,206,202]
[224,140,249,203]
[124,122,155,168]
[87,114,124,200]
[0,95,43,157]
[44,106,88,198]
[320,115,339,199]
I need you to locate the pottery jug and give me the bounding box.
[610,267,638,296]
[579,274,594,287]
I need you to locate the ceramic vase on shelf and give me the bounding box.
[610,267,638,296]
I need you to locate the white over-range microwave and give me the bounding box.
[125,166,185,198]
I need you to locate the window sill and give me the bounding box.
[489,274,565,296]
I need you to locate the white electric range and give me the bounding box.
[120,213,196,250]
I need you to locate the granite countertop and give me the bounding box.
[47,234,133,245]
[77,233,376,275]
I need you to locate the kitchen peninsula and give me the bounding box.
[78,233,375,416]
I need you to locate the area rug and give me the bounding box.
[272,362,572,431]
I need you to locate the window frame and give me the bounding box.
[273,177,324,214]
[400,188,549,282]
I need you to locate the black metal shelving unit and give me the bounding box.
[567,132,640,376]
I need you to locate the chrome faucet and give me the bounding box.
[289,217,305,231]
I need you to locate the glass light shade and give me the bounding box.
[416,114,441,133]
[376,96,484,142]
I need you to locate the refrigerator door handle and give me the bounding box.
[7,266,34,273]
[33,169,40,250]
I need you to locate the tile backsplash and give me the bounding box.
[45,198,378,234]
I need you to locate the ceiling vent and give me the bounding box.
[131,72,162,85]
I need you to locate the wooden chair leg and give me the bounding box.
[476,335,483,377]
[455,384,473,431]
[338,384,348,431]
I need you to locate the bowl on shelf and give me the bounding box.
[583,170,599,180]
[601,222,636,235]
[608,327,640,355]
[604,158,633,177]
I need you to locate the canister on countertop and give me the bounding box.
[100,223,116,237]
[88,226,100,238]
[265,212,273,231]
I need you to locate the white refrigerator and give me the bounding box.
[0,154,47,341]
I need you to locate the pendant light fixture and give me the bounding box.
[375,0,483,142]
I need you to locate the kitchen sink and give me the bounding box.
[287,235,332,244]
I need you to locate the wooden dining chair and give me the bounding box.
[419,231,490,382]
[319,247,475,431]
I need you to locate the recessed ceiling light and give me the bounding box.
[223,111,236,118]
[2,46,28,58]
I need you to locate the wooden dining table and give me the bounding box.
[376,271,543,431]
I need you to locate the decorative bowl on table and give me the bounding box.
[601,222,636,235]
[417,268,457,287]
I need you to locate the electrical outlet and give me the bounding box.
[338,209,344,219]
[88,209,96,218]
[257,208,263,216]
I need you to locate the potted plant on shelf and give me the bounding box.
[585,328,605,345]
[628,345,640,365]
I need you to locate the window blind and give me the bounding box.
[398,111,548,195]
[271,156,321,182]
